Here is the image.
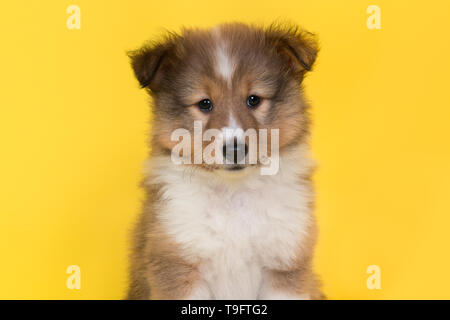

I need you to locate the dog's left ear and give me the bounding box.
[266,24,319,75]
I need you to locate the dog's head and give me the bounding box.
[129,23,318,174]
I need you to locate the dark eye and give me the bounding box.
[198,99,213,112]
[247,95,261,108]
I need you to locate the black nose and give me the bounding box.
[223,138,248,164]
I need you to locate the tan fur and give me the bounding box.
[127,182,201,299]
[266,210,324,299]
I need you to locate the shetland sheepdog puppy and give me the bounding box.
[127,22,323,300]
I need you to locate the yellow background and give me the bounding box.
[1,0,449,299]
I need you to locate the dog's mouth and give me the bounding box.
[214,163,258,179]
[225,164,246,171]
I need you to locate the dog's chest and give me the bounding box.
[158,172,312,299]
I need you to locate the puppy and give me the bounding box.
[127,22,323,300]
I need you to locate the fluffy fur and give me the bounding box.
[127,22,323,300]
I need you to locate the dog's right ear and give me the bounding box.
[128,35,179,91]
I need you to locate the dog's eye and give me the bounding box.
[246,95,261,108]
[198,99,213,112]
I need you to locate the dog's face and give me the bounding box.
[130,23,318,173]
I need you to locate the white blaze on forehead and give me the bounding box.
[213,28,235,86]
[216,46,234,83]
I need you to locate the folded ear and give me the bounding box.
[128,34,179,91]
[266,24,319,75]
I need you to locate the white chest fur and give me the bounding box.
[147,146,315,299]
